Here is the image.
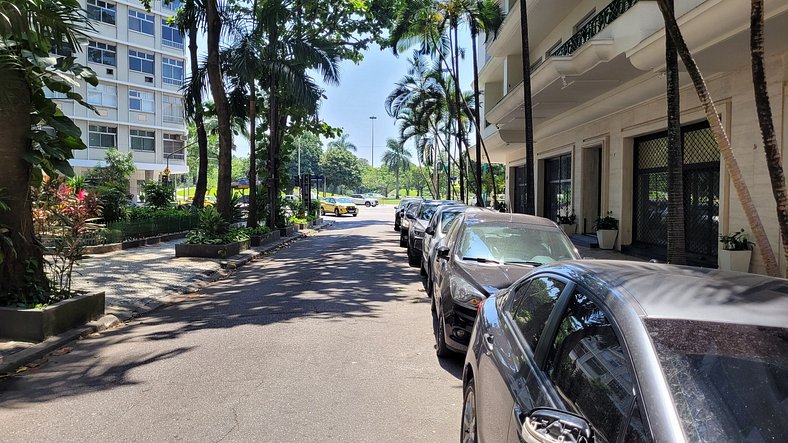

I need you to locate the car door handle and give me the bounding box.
[483,333,494,352]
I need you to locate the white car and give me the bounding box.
[350,194,378,207]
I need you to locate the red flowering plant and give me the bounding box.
[32,177,103,301]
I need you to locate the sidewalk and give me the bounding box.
[0,223,329,372]
[576,245,646,261]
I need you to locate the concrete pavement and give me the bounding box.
[0,205,463,442]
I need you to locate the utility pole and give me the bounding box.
[369,116,377,167]
[297,138,301,178]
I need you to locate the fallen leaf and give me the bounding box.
[50,346,73,356]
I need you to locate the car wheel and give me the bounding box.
[430,287,436,311]
[408,247,420,268]
[461,382,478,443]
[420,261,427,277]
[427,272,434,298]
[394,225,400,232]
[334,208,340,217]
[399,233,407,248]
[365,202,371,207]
[320,207,325,216]
[435,314,452,357]
[353,214,357,217]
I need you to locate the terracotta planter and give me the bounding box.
[175,240,250,258]
[0,291,105,342]
[560,223,576,236]
[718,249,752,273]
[596,230,618,250]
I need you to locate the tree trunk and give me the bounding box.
[664,0,687,265]
[189,24,209,209]
[452,25,466,204]
[205,0,234,223]
[519,0,535,214]
[471,29,484,207]
[0,70,47,296]
[752,0,788,268]
[247,81,258,228]
[267,49,279,230]
[656,0,779,275]
[395,168,400,198]
[446,123,452,200]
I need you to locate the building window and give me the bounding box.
[89,125,117,149]
[163,133,185,159]
[161,20,184,49]
[87,83,117,108]
[130,129,156,151]
[87,41,116,66]
[573,8,597,33]
[128,9,154,35]
[129,89,155,113]
[546,39,562,59]
[530,56,544,71]
[87,0,116,25]
[162,95,184,123]
[163,0,182,11]
[44,87,68,99]
[52,42,75,57]
[129,49,155,74]
[162,57,184,86]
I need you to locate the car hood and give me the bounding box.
[455,260,535,296]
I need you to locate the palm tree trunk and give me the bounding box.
[471,29,484,207]
[519,0,535,214]
[247,81,258,228]
[452,25,466,203]
[0,70,47,295]
[656,0,779,275]
[205,0,234,223]
[665,0,686,265]
[395,168,400,198]
[188,24,209,209]
[751,0,788,266]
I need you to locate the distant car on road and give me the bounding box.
[350,194,379,207]
[431,211,580,356]
[283,194,299,202]
[320,197,358,217]
[462,261,788,442]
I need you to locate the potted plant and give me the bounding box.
[719,229,753,272]
[593,211,619,249]
[557,209,577,236]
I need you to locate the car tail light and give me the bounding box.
[477,299,486,312]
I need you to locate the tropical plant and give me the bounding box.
[141,181,175,209]
[593,212,619,231]
[0,0,97,298]
[381,138,412,198]
[327,133,357,152]
[720,229,752,251]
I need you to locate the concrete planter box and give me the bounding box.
[250,231,280,247]
[279,226,296,237]
[0,291,105,342]
[315,217,324,226]
[719,249,752,273]
[560,223,576,236]
[596,229,618,250]
[296,223,308,230]
[175,240,250,258]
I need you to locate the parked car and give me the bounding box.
[431,211,580,356]
[365,193,385,199]
[394,197,422,232]
[406,200,461,268]
[320,197,358,217]
[462,261,788,442]
[283,194,299,201]
[421,205,468,294]
[398,199,431,247]
[350,194,379,207]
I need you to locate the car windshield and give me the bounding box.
[457,223,578,265]
[336,198,352,203]
[418,204,441,220]
[440,211,461,231]
[646,319,788,441]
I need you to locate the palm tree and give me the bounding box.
[751,0,788,266]
[327,134,357,152]
[519,0,535,214]
[382,139,412,198]
[664,0,686,265]
[655,0,778,275]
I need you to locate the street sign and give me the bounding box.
[311,175,324,180]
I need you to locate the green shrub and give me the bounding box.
[95,184,128,222]
[141,181,175,209]
[246,225,271,236]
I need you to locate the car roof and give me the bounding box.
[463,210,558,227]
[542,260,788,329]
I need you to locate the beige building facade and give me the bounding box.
[48,0,189,197]
[477,0,788,274]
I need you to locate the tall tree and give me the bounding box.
[382,138,412,198]
[751,0,788,267]
[664,0,686,265]
[519,0,535,214]
[655,0,778,275]
[327,133,358,152]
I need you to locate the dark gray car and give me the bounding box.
[421,205,469,295]
[394,197,421,232]
[462,260,788,442]
[431,211,580,356]
[406,200,460,267]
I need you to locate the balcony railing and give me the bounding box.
[551,0,639,57]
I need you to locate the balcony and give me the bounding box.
[551,0,640,57]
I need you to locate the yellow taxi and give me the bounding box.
[320,197,358,217]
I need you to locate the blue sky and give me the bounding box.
[232,31,476,166]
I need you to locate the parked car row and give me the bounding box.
[392,201,788,442]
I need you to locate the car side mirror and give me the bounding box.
[436,246,450,259]
[520,408,593,443]
[425,226,435,236]
[406,213,416,220]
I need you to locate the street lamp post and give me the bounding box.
[369,116,377,168]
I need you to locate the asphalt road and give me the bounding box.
[0,205,464,442]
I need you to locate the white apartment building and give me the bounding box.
[476,0,788,274]
[47,0,189,197]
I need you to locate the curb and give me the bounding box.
[0,230,313,377]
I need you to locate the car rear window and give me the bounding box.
[646,319,788,441]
